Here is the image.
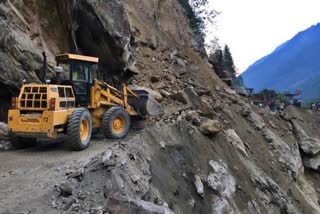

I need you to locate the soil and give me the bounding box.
[0,136,118,214]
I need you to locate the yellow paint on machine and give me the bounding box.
[8,109,74,138]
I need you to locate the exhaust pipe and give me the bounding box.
[41,52,47,84]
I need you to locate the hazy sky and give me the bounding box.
[208,0,320,73]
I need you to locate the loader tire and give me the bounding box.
[66,108,92,151]
[102,107,131,139]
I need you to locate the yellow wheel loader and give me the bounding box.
[7,53,160,150]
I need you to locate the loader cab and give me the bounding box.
[55,54,99,107]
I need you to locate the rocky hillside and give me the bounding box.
[2,0,320,214]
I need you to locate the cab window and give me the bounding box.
[71,63,90,81]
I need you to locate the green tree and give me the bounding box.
[233,75,244,87]
[177,0,219,40]
[222,45,236,78]
[277,93,289,103]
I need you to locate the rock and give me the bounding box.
[192,117,201,126]
[225,129,248,157]
[170,50,178,59]
[104,159,116,167]
[248,112,265,130]
[240,106,250,117]
[195,88,210,96]
[72,201,80,211]
[171,90,189,104]
[224,88,236,95]
[101,149,113,165]
[303,153,320,171]
[234,86,249,96]
[176,58,186,67]
[58,181,74,196]
[106,198,174,214]
[185,110,199,121]
[164,74,176,83]
[184,87,212,116]
[131,174,140,184]
[160,89,171,98]
[199,120,222,136]
[244,159,297,213]
[63,198,74,211]
[222,108,234,119]
[188,198,196,208]
[91,206,105,214]
[181,111,186,119]
[0,140,12,151]
[159,141,166,149]
[262,127,302,178]
[67,168,84,180]
[299,137,320,155]
[193,175,204,198]
[0,122,8,137]
[154,82,166,90]
[247,200,262,214]
[292,120,320,155]
[150,75,160,83]
[283,106,304,121]
[207,160,236,198]
[212,197,233,214]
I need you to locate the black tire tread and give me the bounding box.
[102,107,131,139]
[66,108,92,151]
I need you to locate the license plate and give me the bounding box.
[20,117,41,123]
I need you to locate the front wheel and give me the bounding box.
[66,108,93,151]
[102,107,131,139]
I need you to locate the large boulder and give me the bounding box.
[193,175,204,198]
[106,198,174,214]
[207,160,236,198]
[199,119,222,136]
[248,112,265,130]
[262,127,302,178]
[225,129,248,157]
[243,159,297,213]
[303,152,320,171]
[211,197,234,214]
[291,120,320,155]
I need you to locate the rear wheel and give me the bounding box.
[102,107,131,139]
[66,108,92,151]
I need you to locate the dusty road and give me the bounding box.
[0,136,117,214]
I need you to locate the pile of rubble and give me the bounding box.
[0,122,11,151]
[51,135,173,213]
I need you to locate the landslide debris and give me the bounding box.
[2,0,320,214]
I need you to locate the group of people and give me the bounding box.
[270,101,286,112]
[257,99,302,113]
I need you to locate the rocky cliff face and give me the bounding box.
[0,0,207,120]
[2,0,320,214]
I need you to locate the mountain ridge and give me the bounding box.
[241,23,320,100]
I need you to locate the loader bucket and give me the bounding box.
[128,90,161,117]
